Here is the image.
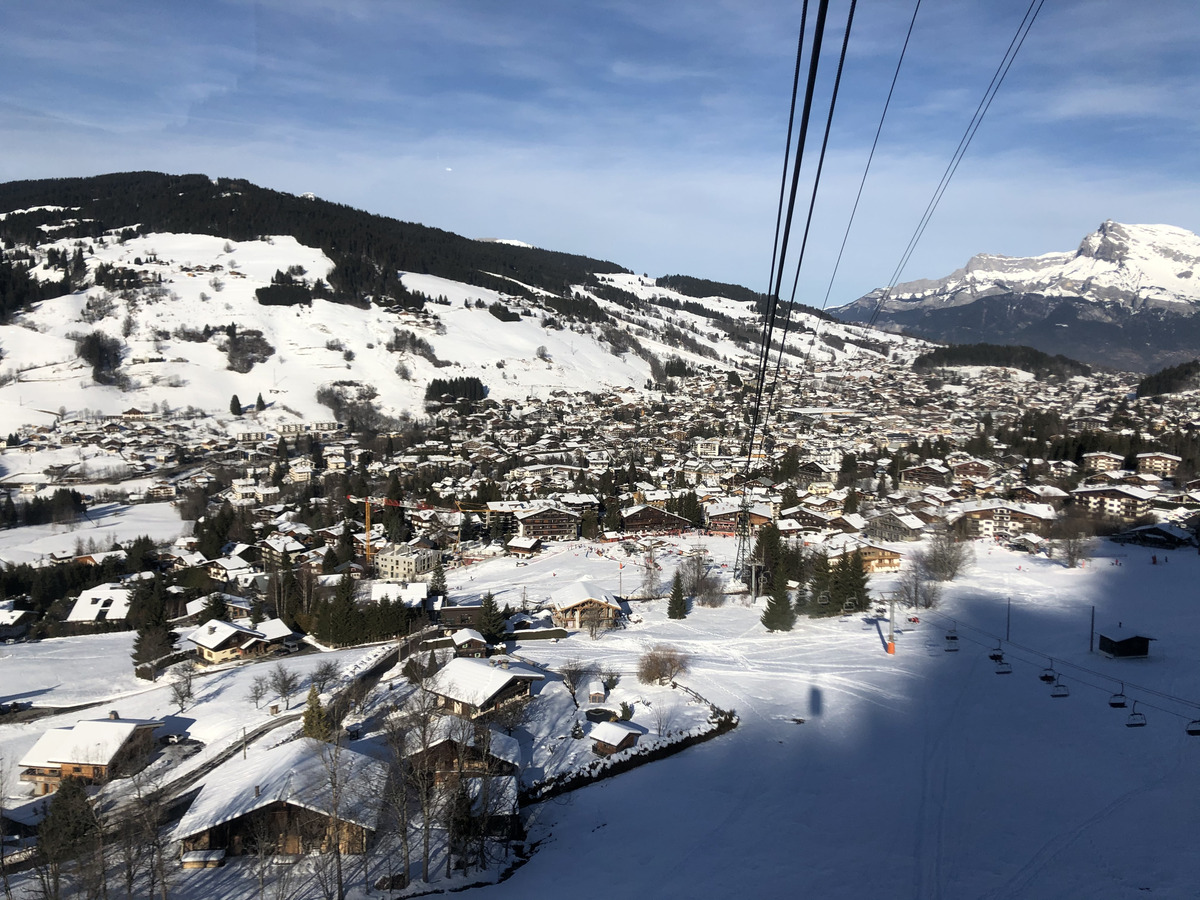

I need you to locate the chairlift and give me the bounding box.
[1038,661,1057,684]
[842,600,856,613]
[994,660,1013,675]
[944,633,960,652]
[1185,720,1200,737]
[817,591,830,607]
[1126,701,1147,728]
[1108,684,1128,709]
[1050,677,1069,698]
[988,644,1004,662]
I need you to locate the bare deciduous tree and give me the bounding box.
[559,658,593,699]
[921,528,973,581]
[637,644,690,685]
[640,548,661,599]
[651,701,676,737]
[270,663,301,709]
[247,674,269,709]
[170,661,196,712]
[310,658,341,694]
[896,552,942,609]
[1052,509,1095,568]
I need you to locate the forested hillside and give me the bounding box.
[0,172,631,314]
[912,342,1090,380]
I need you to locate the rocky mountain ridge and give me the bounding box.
[834,221,1200,372]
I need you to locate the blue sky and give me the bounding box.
[3,0,1198,306]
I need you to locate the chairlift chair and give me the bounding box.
[1050,677,1070,698]
[994,660,1013,675]
[1108,684,1128,709]
[817,591,830,607]
[988,644,1004,662]
[1039,662,1057,684]
[1185,720,1200,737]
[1126,701,1147,728]
[944,633,960,652]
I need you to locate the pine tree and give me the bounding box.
[477,591,505,644]
[667,571,687,619]
[201,592,229,623]
[429,557,446,598]
[808,550,832,611]
[255,392,266,411]
[229,394,241,416]
[302,684,331,741]
[761,576,796,632]
[835,550,871,612]
[603,498,622,533]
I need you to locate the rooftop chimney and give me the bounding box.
[254,785,260,798]
[109,710,119,720]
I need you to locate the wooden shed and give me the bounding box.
[590,721,641,756]
[1097,626,1154,659]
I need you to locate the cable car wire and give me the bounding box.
[866,0,1046,330]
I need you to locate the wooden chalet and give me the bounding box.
[620,504,692,533]
[400,716,521,784]
[173,740,388,865]
[550,581,622,631]
[19,711,162,795]
[452,627,490,658]
[506,535,542,557]
[186,618,294,665]
[426,657,544,718]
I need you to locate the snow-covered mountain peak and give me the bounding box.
[835,220,1200,371]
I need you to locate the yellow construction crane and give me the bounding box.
[346,493,405,574]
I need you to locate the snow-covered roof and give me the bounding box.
[551,580,620,612]
[400,715,521,768]
[19,716,162,768]
[590,720,641,746]
[369,581,428,606]
[452,627,486,646]
[426,657,543,708]
[66,582,132,623]
[186,618,290,650]
[173,739,388,842]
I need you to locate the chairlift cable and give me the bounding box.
[920,610,1200,718]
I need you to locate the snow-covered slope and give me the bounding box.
[835,221,1200,372]
[0,224,922,431]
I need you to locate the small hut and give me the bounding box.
[1097,624,1154,659]
[590,721,641,756]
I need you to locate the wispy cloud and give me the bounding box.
[1,0,1198,306]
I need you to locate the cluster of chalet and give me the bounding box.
[9,351,1200,653]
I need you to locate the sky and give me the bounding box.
[2,0,1199,307]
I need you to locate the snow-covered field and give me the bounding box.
[0,500,184,565]
[5,532,1200,898]
[449,535,1200,899]
[0,636,388,805]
